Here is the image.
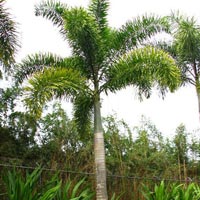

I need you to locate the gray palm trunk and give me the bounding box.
[196,88,200,122]
[193,63,200,123]
[94,87,108,199]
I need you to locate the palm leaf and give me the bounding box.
[63,7,103,68]
[38,181,61,200]
[111,15,170,55]
[103,46,180,98]
[15,53,87,84]
[24,67,88,118]
[35,0,68,37]
[73,92,93,137]
[89,0,109,34]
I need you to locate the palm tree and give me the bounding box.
[168,13,200,122]
[0,0,19,76]
[15,1,180,199]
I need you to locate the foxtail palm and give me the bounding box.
[15,1,180,199]
[0,0,19,76]
[169,13,200,122]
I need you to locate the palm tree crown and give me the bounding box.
[15,1,180,199]
[168,13,200,121]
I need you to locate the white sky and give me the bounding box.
[3,0,200,137]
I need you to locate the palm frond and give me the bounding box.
[103,46,181,98]
[63,7,102,69]
[35,0,68,37]
[0,0,19,69]
[89,0,109,34]
[24,67,87,118]
[15,53,85,84]
[88,0,111,67]
[111,15,170,56]
[151,41,176,57]
[73,92,93,137]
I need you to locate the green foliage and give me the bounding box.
[36,102,94,171]
[173,124,188,164]
[0,86,38,159]
[55,178,94,200]
[73,93,93,137]
[15,0,181,118]
[3,166,94,200]
[15,53,68,84]
[110,192,122,200]
[142,181,200,200]
[0,0,19,70]
[112,15,170,55]
[1,109,200,199]
[3,167,61,200]
[24,67,88,118]
[105,46,180,98]
[35,0,67,37]
[0,87,20,125]
[142,181,173,200]
[14,1,182,198]
[168,12,200,95]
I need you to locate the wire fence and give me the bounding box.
[0,163,199,182]
[1,163,200,199]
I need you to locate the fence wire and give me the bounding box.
[0,163,198,182]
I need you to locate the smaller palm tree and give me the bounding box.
[164,13,200,122]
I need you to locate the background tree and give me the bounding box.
[15,0,181,199]
[173,124,189,180]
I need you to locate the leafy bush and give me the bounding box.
[142,181,200,200]
[3,167,60,200]
[3,167,94,200]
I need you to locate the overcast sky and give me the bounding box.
[4,0,200,137]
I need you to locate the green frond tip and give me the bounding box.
[35,0,67,18]
[112,15,170,54]
[24,67,87,118]
[104,46,181,97]
[63,7,101,66]
[89,0,109,32]
[35,0,68,36]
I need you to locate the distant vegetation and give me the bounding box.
[0,102,200,199]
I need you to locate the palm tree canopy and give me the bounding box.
[15,1,181,199]
[15,0,181,118]
[0,0,19,71]
[169,13,200,87]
